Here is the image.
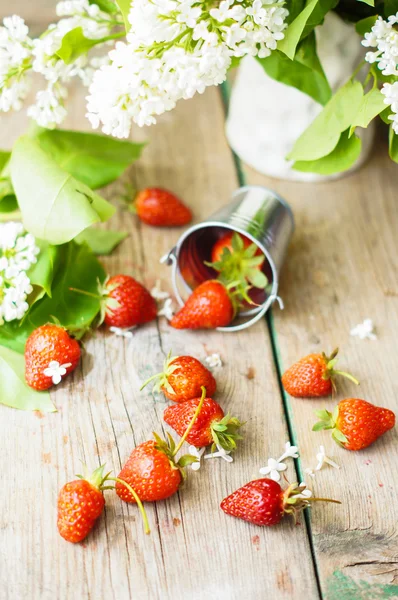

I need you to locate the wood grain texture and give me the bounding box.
[0,81,319,599]
[241,133,398,598]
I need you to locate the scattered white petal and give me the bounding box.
[315,445,340,471]
[204,444,233,463]
[350,319,377,341]
[304,468,315,479]
[204,353,223,369]
[278,441,299,462]
[188,445,205,471]
[157,298,175,321]
[151,279,170,302]
[295,482,313,499]
[259,457,287,482]
[43,360,72,385]
[109,326,136,338]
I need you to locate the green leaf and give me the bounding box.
[0,345,55,412]
[89,0,119,14]
[0,150,10,172]
[0,195,18,213]
[384,0,398,16]
[293,130,362,175]
[380,106,392,124]
[257,33,331,106]
[278,0,318,59]
[357,0,374,6]
[56,27,122,65]
[76,228,128,255]
[27,241,61,297]
[33,127,145,189]
[178,455,199,468]
[115,0,131,32]
[287,79,364,161]
[355,15,377,34]
[10,135,114,245]
[389,126,398,163]
[349,88,386,135]
[300,0,339,38]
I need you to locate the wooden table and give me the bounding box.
[1,7,398,599]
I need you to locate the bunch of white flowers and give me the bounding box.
[86,0,289,137]
[363,13,398,134]
[0,222,40,325]
[0,1,120,129]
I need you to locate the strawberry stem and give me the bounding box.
[108,477,150,535]
[332,370,360,386]
[172,386,206,457]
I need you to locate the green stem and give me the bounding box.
[140,372,162,391]
[172,386,206,456]
[108,477,150,535]
[333,370,360,385]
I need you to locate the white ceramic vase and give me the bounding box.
[225,13,374,182]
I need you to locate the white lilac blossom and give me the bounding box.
[304,467,315,479]
[259,441,299,482]
[86,0,288,137]
[381,82,398,135]
[350,318,377,341]
[295,482,313,499]
[204,444,233,463]
[0,222,39,325]
[157,298,175,321]
[315,445,340,471]
[151,279,171,302]
[43,360,72,384]
[109,325,136,338]
[204,353,223,369]
[189,445,205,471]
[0,16,34,112]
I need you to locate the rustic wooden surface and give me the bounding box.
[1,4,398,600]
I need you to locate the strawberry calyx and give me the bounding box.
[76,464,114,491]
[140,350,180,395]
[205,232,268,291]
[69,276,119,326]
[312,407,348,446]
[283,482,341,522]
[210,415,244,453]
[321,348,360,391]
[153,386,207,478]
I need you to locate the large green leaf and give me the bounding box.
[10,135,114,245]
[384,0,398,16]
[300,0,339,39]
[349,88,386,135]
[56,27,123,65]
[115,0,131,32]
[358,0,374,6]
[27,241,61,297]
[257,34,331,106]
[89,0,119,14]
[389,126,398,163]
[293,130,362,174]
[0,241,105,353]
[76,228,128,255]
[355,15,377,34]
[278,0,318,59]
[33,127,145,189]
[0,150,10,172]
[287,79,364,161]
[0,345,55,412]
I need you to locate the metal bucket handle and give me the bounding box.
[160,248,284,332]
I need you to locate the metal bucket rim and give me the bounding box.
[231,184,295,230]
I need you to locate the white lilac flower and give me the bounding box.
[204,444,233,463]
[0,15,34,112]
[278,441,299,461]
[259,457,287,481]
[43,360,72,384]
[86,0,288,136]
[350,318,377,341]
[381,82,398,135]
[363,14,398,77]
[295,482,313,499]
[157,298,175,321]
[189,445,205,471]
[204,353,223,369]
[315,445,340,471]
[109,325,136,338]
[151,279,170,302]
[304,467,315,479]
[0,223,40,325]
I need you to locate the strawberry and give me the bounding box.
[58,465,150,543]
[281,348,359,398]
[116,388,206,503]
[57,465,107,543]
[164,395,243,450]
[141,352,216,402]
[221,479,340,527]
[103,275,157,328]
[170,280,235,329]
[208,232,267,291]
[313,399,396,450]
[135,187,192,227]
[25,324,81,391]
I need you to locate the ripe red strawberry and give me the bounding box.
[141,352,216,402]
[25,324,81,391]
[135,187,192,227]
[313,399,396,450]
[117,389,206,503]
[281,348,359,398]
[57,465,107,543]
[164,396,243,450]
[170,280,235,329]
[103,275,157,328]
[221,479,340,527]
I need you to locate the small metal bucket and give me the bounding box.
[161,185,294,332]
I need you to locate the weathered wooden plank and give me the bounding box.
[241,134,398,598]
[0,76,319,599]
